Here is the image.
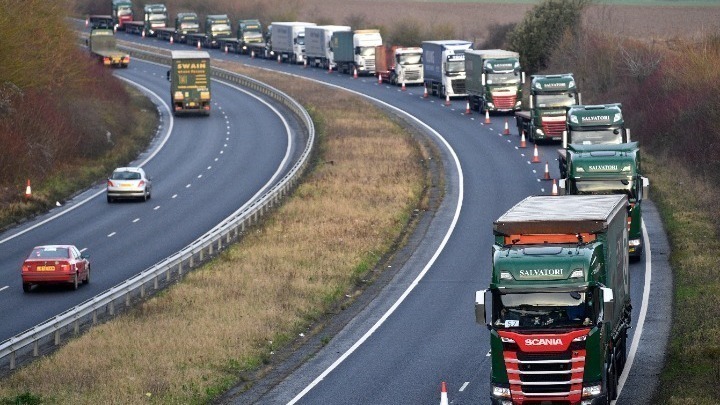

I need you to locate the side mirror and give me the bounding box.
[562,130,568,149]
[558,179,567,195]
[475,290,489,326]
[642,176,649,200]
[626,128,631,143]
[166,70,170,81]
[601,287,614,324]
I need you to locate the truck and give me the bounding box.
[515,74,580,143]
[217,19,265,54]
[330,29,383,75]
[155,12,200,44]
[270,22,316,64]
[87,29,130,68]
[375,45,423,86]
[558,104,630,179]
[168,50,211,115]
[186,15,233,49]
[123,3,168,37]
[465,49,524,112]
[559,143,649,260]
[88,15,114,30]
[110,0,133,30]
[475,194,631,405]
[305,25,351,69]
[421,40,472,98]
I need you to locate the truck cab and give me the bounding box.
[422,40,472,98]
[238,19,264,54]
[516,74,579,143]
[111,0,133,30]
[560,142,649,259]
[559,104,629,179]
[142,4,168,37]
[476,195,630,405]
[203,15,232,48]
[376,46,423,85]
[466,49,524,112]
[175,12,200,42]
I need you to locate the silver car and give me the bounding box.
[106,167,152,202]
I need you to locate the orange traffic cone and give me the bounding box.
[440,382,449,405]
[465,100,471,115]
[551,179,559,195]
[544,161,551,180]
[401,81,406,91]
[378,74,382,84]
[532,144,541,163]
[423,84,428,99]
[503,118,510,135]
[169,35,174,44]
[484,110,490,124]
[353,67,358,79]
[520,131,527,148]
[25,179,31,200]
[445,94,451,106]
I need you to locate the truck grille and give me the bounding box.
[405,71,421,81]
[451,79,466,94]
[504,344,586,404]
[365,60,376,73]
[492,94,517,110]
[541,116,567,138]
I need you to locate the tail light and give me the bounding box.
[22,264,30,272]
[138,180,145,187]
[123,56,130,63]
[60,263,71,272]
[103,57,111,65]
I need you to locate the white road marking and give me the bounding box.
[459,382,470,392]
[133,218,140,223]
[486,350,491,357]
[224,144,227,147]
[540,188,546,193]
[172,194,177,199]
[186,184,191,188]
[107,232,116,238]
[220,150,224,154]
[153,206,160,210]
[0,286,8,293]
[197,174,203,179]
[215,158,219,161]
[532,169,537,173]
[207,166,212,170]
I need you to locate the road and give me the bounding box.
[0,57,303,344]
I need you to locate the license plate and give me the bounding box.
[188,102,196,107]
[36,265,55,272]
[121,183,133,187]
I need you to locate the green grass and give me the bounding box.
[366,0,720,5]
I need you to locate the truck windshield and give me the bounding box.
[493,291,595,329]
[297,34,306,46]
[117,7,132,16]
[572,179,635,197]
[570,129,623,145]
[486,72,520,85]
[358,47,375,57]
[536,93,576,109]
[244,32,263,40]
[149,14,167,21]
[211,24,231,32]
[398,53,422,65]
[180,22,199,30]
[445,60,465,74]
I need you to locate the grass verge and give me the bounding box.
[0,84,157,233]
[0,63,427,403]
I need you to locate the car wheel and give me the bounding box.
[73,273,79,290]
[22,282,31,293]
[83,266,90,285]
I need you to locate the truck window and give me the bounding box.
[571,129,623,145]
[492,291,595,329]
[535,93,576,109]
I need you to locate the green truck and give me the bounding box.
[476,194,631,405]
[155,12,200,44]
[123,3,168,37]
[87,29,130,68]
[515,74,580,143]
[168,51,211,115]
[558,104,630,179]
[559,143,649,260]
[217,19,265,54]
[465,49,524,112]
[186,15,232,49]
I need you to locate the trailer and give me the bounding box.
[87,29,129,68]
[168,50,211,115]
[515,73,579,143]
[270,22,316,64]
[305,25,351,69]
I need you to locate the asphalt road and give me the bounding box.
[0,57,302,343]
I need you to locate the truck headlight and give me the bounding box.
[487,102,495,109]
[492,385,511,398]
[629,239,641,247]
[582,382,602,398]
[515,100,522,107]
[535,128,545,136]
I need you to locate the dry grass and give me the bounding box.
[0,62,426,403]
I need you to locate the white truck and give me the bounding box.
[422,40,472,98]
[375,46,424,85]
[331,29,383,75]
[305,25,351,69]
[270,22,316,64]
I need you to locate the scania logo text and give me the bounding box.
[525,338,563,346]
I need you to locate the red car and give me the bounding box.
[21,245,90,292]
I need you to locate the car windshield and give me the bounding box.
[30,247,70,259]
[570,129,623,145]
[112,171,141,180]
[486,72,520,85]
[493,291,596,329]
[573,179,636,197]
[398,53,422,65]
[445,60,465,73]
[536,93,576,109]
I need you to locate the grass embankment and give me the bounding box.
[0,64,427,403]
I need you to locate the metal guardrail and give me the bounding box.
[0,45,315,370]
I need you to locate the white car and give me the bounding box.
[106,167,152,202]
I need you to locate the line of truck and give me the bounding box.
[87,3,652,403]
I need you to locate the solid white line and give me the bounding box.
[107,232,116,238]
[0,286,8,292]
[0,76,174,246]
[616,221,652,397]
[283,71,463,405]
[459,382,470,392]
